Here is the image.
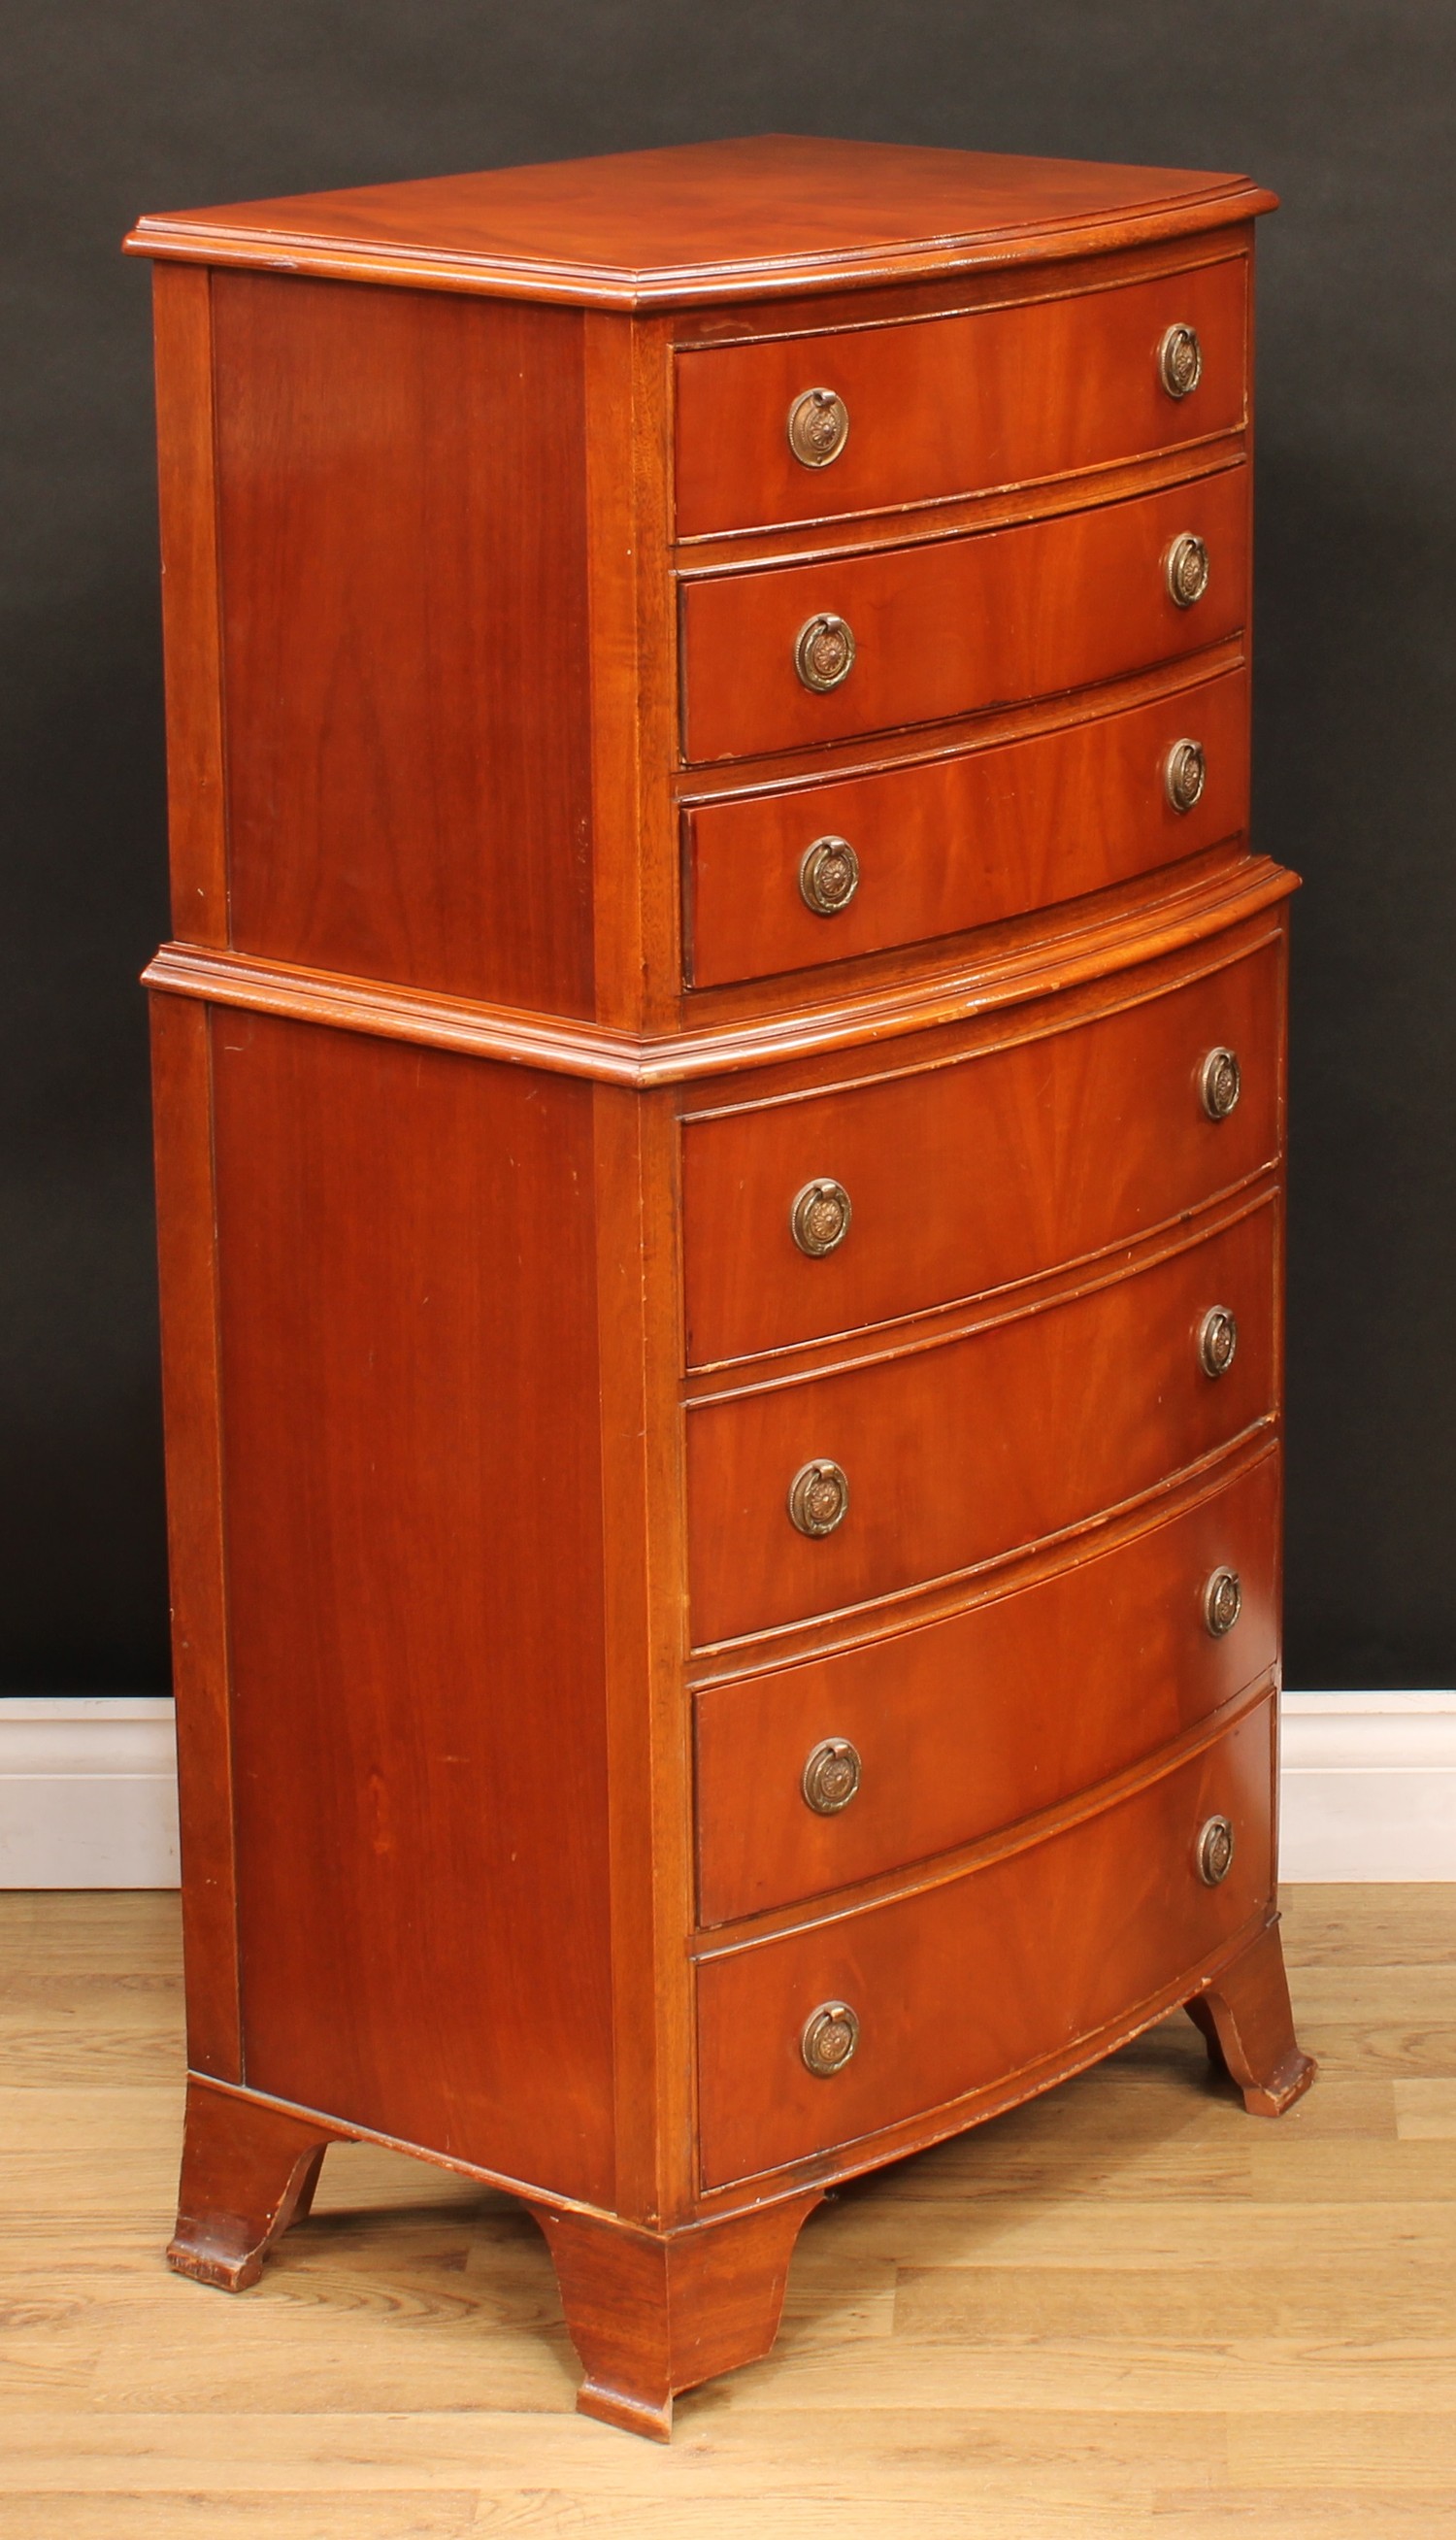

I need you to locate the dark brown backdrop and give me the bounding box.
[2,1,1451,1689]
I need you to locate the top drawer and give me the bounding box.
[676,256,1248,539]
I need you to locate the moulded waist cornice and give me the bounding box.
[143,855,1298,1086]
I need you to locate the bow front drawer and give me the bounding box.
[686,665,1250,989]
[683,939,1280,1367]
[676,252,1248,538]
[687,1199,1275,1646]
[696,1454,1278,1923]
[679,468,1246,764]
[696,1691,1274,2187]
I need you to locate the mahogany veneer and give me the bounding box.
[128,134,1310,2443]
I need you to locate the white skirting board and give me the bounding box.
[0,1692,1452,1888]
[0,1699,180,1888]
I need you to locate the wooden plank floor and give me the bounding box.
[3,1887,1455,2537]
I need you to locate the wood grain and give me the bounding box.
[683,934,1280,1364]
[149,266,228,948]
[677,250,1248,536]
[680,465,1248,763]
[687,1197,1277,1647]
[123,133,1277,309]
[213,272,598,1016]
[696,1700,1278,2187]
[148,993,240,2081]
[4,1886,1450,2531]
[144,852,1297,1087]
[686,660,1252,989]
[695,1452,1280,1923]
[208,1013,616,2201]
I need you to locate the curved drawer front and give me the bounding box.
[696,1453,1278,1924]
[697,1692,1274,2188]
[687,1201,1275,1647]
[684,940,1280,1367]
[680,469,1247,765]
[677,255,1248,538]
[687,665,1249,989]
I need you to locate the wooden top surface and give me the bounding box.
[124,133,1276,309]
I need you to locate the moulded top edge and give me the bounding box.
[121,133,1277,310]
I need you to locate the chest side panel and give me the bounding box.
[209,1014,615,2202]
[213,275,597,1014]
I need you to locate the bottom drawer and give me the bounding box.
[696,1693,1274,2189]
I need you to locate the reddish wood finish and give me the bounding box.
[688,1199,1276,1646]
[168,2079,336,2290]
[1186,1918,1317,2116]
[149,266,228,947]
[677,251,1247,537]
[696,1451,1279,1922]
[210,1012,616,2201]
[533,2192,821,2437]
[124,134,1276,310]
[149,993,241,2080]
[686,661,1250,989]
[214,273,598,1014]
[684,936,1279,1364]
[696,1693,1274,2188]
[132,139,1302,2438]
[681,464,1247,764]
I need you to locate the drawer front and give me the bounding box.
[696,1453,1279,1924]
[687,1201,1275,1646]
[680,468,1246,765]
[697,1693,1274,2187]
[684,941,1281,1367]
[677,255,1248,539]
[687,665,1249,989]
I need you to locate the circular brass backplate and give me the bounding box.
[801,2000,860,2075]
[1159,322,1204,399]
[801,1736,862,1814]
[1198,1305,1239,1380]
[1197,1814,1237,1886]
[787,386,850,468]
[788,1459,850,1538]
[791,1178,853,1258]
[1204,1567,1243,1637]
[1165,737,1207,814]
[1166,533,1210,609]
[1199,1047,1242,1120]
[799,834,861,916]
[794,613,856,693]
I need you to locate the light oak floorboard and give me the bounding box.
[0,1887,1452,2537]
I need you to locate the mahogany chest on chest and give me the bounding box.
[127,134,1313,2437]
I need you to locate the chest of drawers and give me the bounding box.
[127,134,1313,2439]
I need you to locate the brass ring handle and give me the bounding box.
[799,835,860,916]
[1166,533,1210,609]
[1198,1305,1239,1380]
[802,1737,862,1814]
[788,1459,850,1538]
[1196,1815,1236,1886]
[791,1179,852,1258]
[787,386,850,468]
[1165,738,1207,813]
[1159,322,1204,399]
[1199,1047,1241,1120]
[801,2000,860,2075]
[795,613,856,693]
[1204,1567,1243,1637]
